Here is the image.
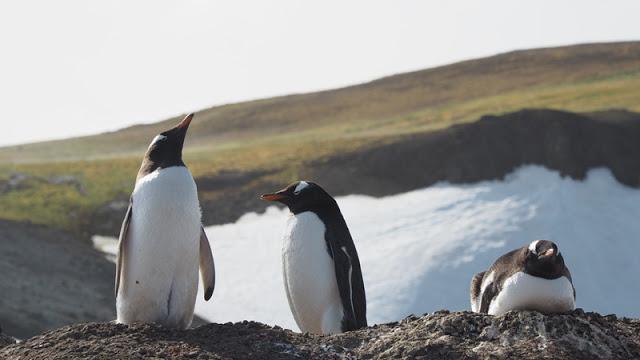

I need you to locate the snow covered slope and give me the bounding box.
[190,165,640,331]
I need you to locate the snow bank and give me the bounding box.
[193,165,640,330]
[94,165,640,331]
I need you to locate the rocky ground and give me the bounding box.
[0,331,14,349]
[307,108,640,197]
[1,310,638,359]
[0,220,116,339]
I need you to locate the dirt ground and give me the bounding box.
[1,310,639,359]
[0,220,116,339]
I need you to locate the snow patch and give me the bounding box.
[94,165,640,332]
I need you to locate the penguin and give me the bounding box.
[261,181,367,334]
[470,239,575,315]
[115,113,215,329]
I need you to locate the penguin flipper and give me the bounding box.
[479,281,498,314]
[199,227,215,301]
[326,227,367,331]
[561,267,576,300]
[115,201,133,298]
[470,271,486,312]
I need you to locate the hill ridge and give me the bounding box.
[2,41,640,162]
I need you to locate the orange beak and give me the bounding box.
[176,113,194,130]
[261,193,287,202]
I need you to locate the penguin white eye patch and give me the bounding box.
[294,181,309,194]
[528,240,540,254]
[150,135,167,145]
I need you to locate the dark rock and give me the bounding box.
[308,109,640,199]
[0,326,16,349]
[89,196,130,236]
[0,173,34,193]
[2,173,88,195]
[48,175,86,196]
[1,311,638,359]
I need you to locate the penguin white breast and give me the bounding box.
[117,167,201,328]
[282,211,343,334]
[130,167,201,253]
[488,272,575,316]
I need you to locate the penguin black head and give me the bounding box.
[261,181,336,214]
[137,113,193,179]
[524,240,566,279]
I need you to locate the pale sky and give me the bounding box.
[1,1,639,147]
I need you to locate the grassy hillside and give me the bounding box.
[1,41,639,233]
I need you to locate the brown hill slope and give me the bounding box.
[4,108,630,236]
[2,41,640,163]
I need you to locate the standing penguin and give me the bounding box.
[470,240,575,315]
[261,181,367,334]
[115,113,215,329]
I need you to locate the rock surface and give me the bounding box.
[0,220,116,339]
[0,333,15,349]
[309,109,640,198]
[1,310,638,359]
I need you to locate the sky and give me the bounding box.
[1,1,639,147]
